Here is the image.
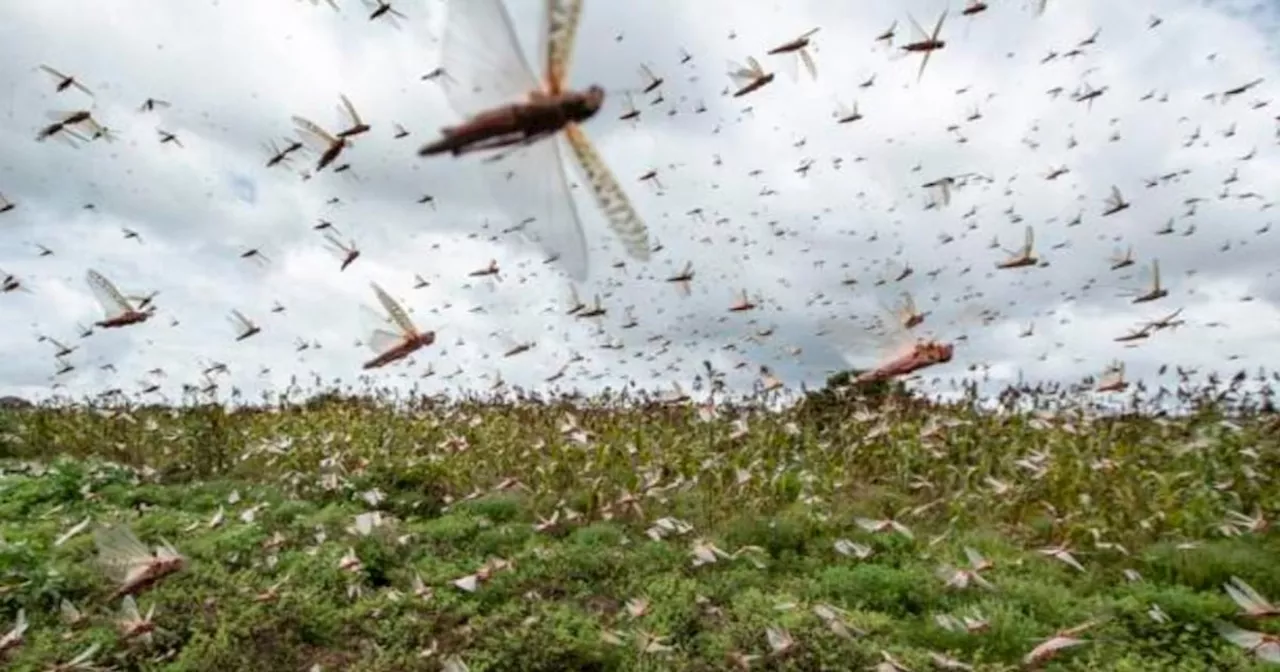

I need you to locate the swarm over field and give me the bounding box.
[0,382,1277,671]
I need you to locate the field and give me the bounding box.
[1,390,1278,671]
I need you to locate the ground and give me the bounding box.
[0,396,1277,670]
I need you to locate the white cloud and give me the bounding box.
[1,0,1277,402]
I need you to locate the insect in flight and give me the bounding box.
[727,56,775,97]
[362,283,436,370]
[37,65,93,96]
[86,270,155,329]
[766,28,820,81]
[418,0,651,281]
[901,10,948,81]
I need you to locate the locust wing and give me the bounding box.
[323,234,355,260]
[337,94,364,130]
[564,124,651,264]
[728,57,765,89]
[120,595,142,622]
[292,116,338,153]
[93,524,153,584]
[86,270,135,319]
[438,0,541,119]
[801,49,817,80]
[228,310,258,338]
[366,328,402,356]
[541,0,585,94]
[819,314,911,371]
[39,65,93,96]
[358,300,406,356]
[371,282,418,336]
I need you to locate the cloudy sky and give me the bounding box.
[0,0,1277,403]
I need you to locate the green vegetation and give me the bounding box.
[0,391,1277,670]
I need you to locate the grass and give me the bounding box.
[0,391,1277,670]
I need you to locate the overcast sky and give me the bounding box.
[0,0,1277,403]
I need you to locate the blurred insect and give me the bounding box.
[37,64,93,96]
[417,0,651,281]
[901,10,948,81]
[156,128,183,147]
[38,334,77,358]
[856,339,954,384]
[130,289,160,311]
[1108,245,1135,270]
[1129,259,1168,303]
[578,293,607,319]
[1074,81,1108,110]
[0,193,15,214]
[638,63,664,94]
[335,94,371,138]
[54,356,76,376]
[86,270,154,328]
[618,92,641,124]
[1223,576,1279,618]
[665,261,695,297]
[835,100,863,124]
[875,20,897,46]
[1216,622,1279,663]
[138,97,170,112]
[1096,361,1128,392]
[60,599,86,627]
[362,282,436,369]
[728,289,760,312]
[922,175,961,206]
[1023,620,1096,667]
[421,66,457,87]
[364,0,407,27]
[240,248,271,267]
[0,610,25,656]
[1146,307,1185,331]
[996,226,1040,269]
[1221,78,1264,103]
[1114,322,1152,343]
[728,56,775,97]
[292,113,349,173]
[496,331,536,357]
[116,596,157,643]
[45,642,103,672]
[766,28,820,81]
[229,310,261,341]
[468,259,501,279]
[937,548,995,590]
[2,268,29,294]
[826,291,971,385]
[324,233,361,271]
[94,524,185,600]
[889,291,927,330]
[264,138,304,168]
[874,259,915,285]
[36,109,107,144]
